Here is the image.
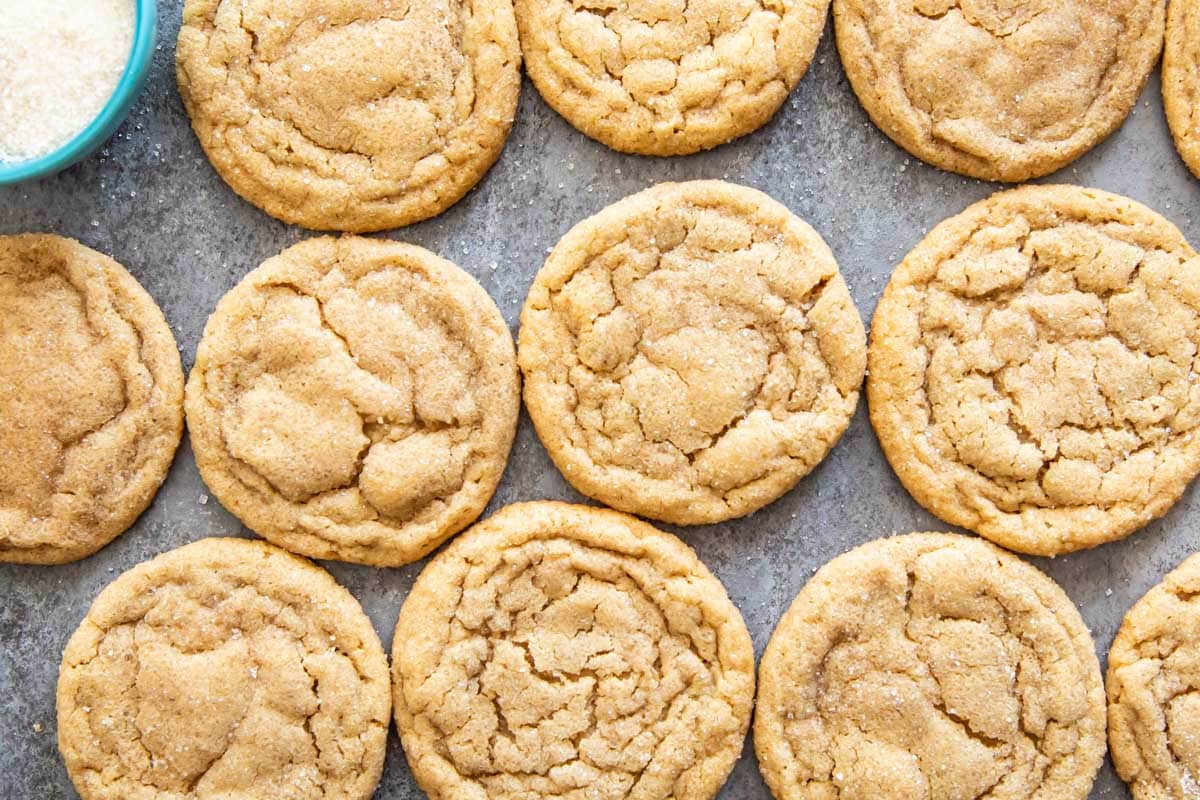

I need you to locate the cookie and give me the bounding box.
[518,181,866,525]
[1164,0,1200,179]
[57,537,390,800]
[869,185,1200,556]
[0,234,183,565]
[186,236,519,567]
[176,0,520,232]
[516,0,831,155]
[834,0,1165,181]
[391,501,755,800]
[1108,552,1200,800]
[756,532,1106,800]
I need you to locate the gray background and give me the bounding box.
[2,2,1198,797]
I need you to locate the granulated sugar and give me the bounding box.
[0,0,136,162]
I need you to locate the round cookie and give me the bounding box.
[868,185,1200,556]
[516,0,831,155]
[1108,552,1200,800]
[186,236,519,567]
[176,0,521,232]
[1164,0,1200,179]
[57,537,390,800]
[833,0,1165,181]
[518,181,867,525]
[391,501,755,800]
[755,532,1106,800]
[0,234,183,565]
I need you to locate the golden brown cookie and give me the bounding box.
[516,0,831,155]
[0,234,183,565]
[756,532,1106,800]
[392,501,755,800]
[57,537,390,800]
[1165,0,1200,179]
[176,0,521,232]
[833,0,1166,181]
[186,236,519,567]
[518,181,867,525]
[1109,552,1200,800]
[869,185,1200,556]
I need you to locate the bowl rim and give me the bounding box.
[0,0,158,186]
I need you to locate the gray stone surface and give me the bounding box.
[2,3,1199,798]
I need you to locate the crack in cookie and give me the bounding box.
[0,235,183,565]
[1164,0,1200,179]
[1109,551,1200,800]
[516,0,832,154]
[868,185,1200,555]
[833,0,1165,181]
[176,0,521,232]
[755,533,1106,800]
[185,236,519,567]
[392,502,755,800]
[519,181,866,525]
[56,538,391,800]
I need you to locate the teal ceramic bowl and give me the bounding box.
[0,0,157,185]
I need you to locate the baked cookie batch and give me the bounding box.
[2,0,1200,799]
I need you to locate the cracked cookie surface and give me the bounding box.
[518,181,866,525]
[0,235,183,565]
[833,0,1165,181]
[755,532,1106,800]
[515,0,831,155]
[186,236,519,566]
[176,0,521,232]
[1165,0,1200,179]
[391,501,755,800]
[868,185,1200,556]
[57,537,391,800]
[1108,551,1200,800]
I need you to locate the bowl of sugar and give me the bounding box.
[0,0,156,185]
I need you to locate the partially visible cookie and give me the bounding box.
[1109,552,1200,800]
[0,234,183,565]
[186,236,519,567]
[516,0,831,155]
[176,0,520,232]
[57,537,391,800]
[1165,0,1200,179]
[519,181,866,525]
[834,0,1165,181]
[869,185,1200,556]
[392,501,755,800]
[756,532,1106,800]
